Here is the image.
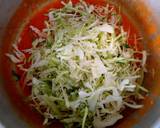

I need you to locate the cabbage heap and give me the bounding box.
[7,1,148,128]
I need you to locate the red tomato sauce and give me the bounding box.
[1,0,143,128]
[17,0,141,94]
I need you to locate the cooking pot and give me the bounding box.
[0,0,160,128]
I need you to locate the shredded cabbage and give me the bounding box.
[7,1,148,128]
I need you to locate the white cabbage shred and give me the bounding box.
[7,1,148,128]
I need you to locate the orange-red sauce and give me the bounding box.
[1,0,147,128]
[16,0,140,95]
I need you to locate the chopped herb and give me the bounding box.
[12,70,20,81]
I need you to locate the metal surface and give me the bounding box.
[0,1,28,128]
[0,0,160,128]
[0,0,21,43]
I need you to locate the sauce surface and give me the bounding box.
[1,0,152,128]
[17,0,140,96]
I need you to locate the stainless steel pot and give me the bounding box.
[0,0,160,128]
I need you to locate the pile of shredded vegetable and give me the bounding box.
[6,1,148,128]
